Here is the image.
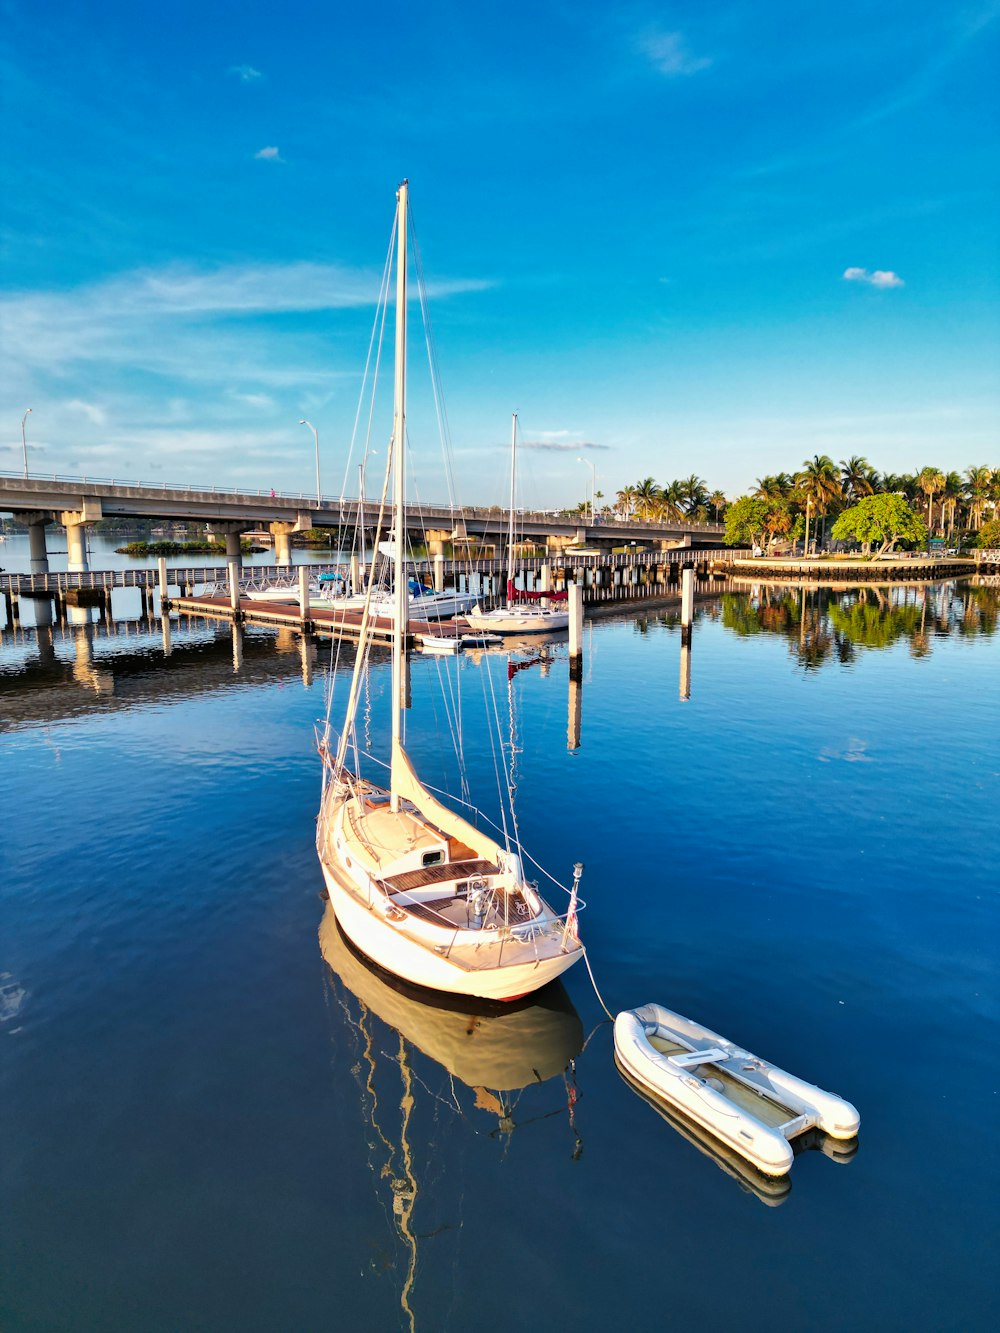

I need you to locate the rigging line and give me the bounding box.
[505,654,522,857]
[409,207,459,516]
[480,648,516,848]
[339,215,397,505]
[475,652,512,854]
[325,269,393,732]
[332,417,396,778]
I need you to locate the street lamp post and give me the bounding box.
[299,419,320,502]
[21,408,32,479]
[577,456,597,523]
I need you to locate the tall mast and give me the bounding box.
[390,179,409,810]
[506,412,517,607]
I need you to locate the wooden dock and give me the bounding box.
[170,590,467,644]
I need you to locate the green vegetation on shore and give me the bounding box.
[610,460,998,557]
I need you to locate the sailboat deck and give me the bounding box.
[382,859,500,895]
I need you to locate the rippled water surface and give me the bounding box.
[2,575,997,1331]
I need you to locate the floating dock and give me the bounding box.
[169,590,467,645]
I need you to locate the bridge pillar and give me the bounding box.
[26,513,51,573]
[270,522,294,567]
[64,519,90,573]
[433,553,445,592]
[425,529,452,557]
[209,522,246,567]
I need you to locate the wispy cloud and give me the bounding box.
[1,260,497,486]
[229,64,263,83]
[637,29,712,77]
[254,145,283,162]
[64,398,107,425]
[843,267,905,288]
[520,439,610,452]
[231,391,275,411]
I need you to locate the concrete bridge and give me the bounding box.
[0,470,724,572]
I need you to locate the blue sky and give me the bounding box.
[1,0,998,508]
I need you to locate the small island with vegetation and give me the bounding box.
[116,538,267,557]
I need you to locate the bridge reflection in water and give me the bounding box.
[0,614,320,733]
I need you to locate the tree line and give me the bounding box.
[611,458,999,555]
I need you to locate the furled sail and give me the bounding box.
[390,741,505,864]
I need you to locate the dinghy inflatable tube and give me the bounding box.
[614,1003,860,1177]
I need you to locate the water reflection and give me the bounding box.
[0,615,325,731]
[320,907,584,1330]
[616,1063,860,1209]
[721,582,998,669]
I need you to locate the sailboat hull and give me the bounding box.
[466,606,570,634]
[320,866,580,1002]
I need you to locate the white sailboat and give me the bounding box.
[316,181,585,1002]
[466,414,570,635]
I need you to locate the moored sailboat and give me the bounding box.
[466,414,570,635]
[316,181,585,1002]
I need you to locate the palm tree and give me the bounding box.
[679,473,709,515]
[661,479,686,519]
[917,467,945,536]
[615,484,638,519]
[795,454,843,549]
[754,473,793,500]
[633,476,661,519]
[964,465,992,530]
[840,456,875,501]
[940,471,963,540]
[709,490,727,521]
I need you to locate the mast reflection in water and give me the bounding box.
[319,908,584,1331]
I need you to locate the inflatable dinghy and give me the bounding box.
[614,1003,860,1177]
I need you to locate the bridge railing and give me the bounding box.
[0,470,723,531]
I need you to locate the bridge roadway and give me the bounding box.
[0,470,723,572]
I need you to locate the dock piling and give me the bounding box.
[681,567,694,646]
[568,581,584,679]
[298,566,311,626]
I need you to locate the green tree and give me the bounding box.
[724,496,770,549]
[831,493,928,557]
[976,517,1000,548]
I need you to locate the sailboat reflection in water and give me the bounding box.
[320,906,584,1329]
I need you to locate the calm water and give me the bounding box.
[1,576,998,1331]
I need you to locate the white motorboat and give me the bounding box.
[466,414,570,636]
[315,181,585,1002]
[245,583,301,603]
[614,1003,860,1177]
